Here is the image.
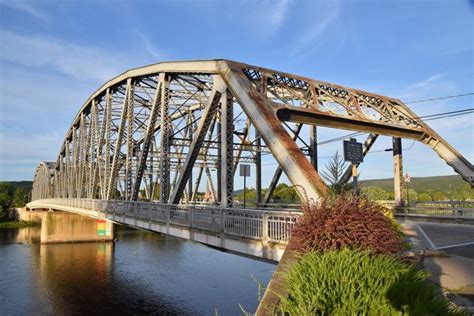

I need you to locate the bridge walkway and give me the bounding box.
[27,198,301,261]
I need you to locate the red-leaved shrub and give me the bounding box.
[289,194,405,255]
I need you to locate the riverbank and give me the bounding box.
[0,219,38,228]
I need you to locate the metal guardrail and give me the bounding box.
[383,200,474,217]
[27,198,301,243]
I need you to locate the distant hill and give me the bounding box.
[1,181,33,191]
[360,175,469,192]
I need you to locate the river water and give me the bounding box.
[0,226,274,315]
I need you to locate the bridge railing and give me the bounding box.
[380,200,474,217]
[27,198,301,243]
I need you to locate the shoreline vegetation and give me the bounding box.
[0,219,38,229]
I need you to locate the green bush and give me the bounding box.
[280,249,465,315]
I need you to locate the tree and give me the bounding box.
[432,191,446,201]
[361,186,389,201]
[403,189,418,202]
[0,183,15,218]
[13,188,29,207]
[418,193,432,201]
[273,184,299,203]
[321,151,349,196]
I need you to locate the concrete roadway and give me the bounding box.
[402,221,474,311]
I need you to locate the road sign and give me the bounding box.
[343,138,363,163]
[240,164,251,177]
[404,173,411,183]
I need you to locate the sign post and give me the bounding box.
[240,164,251,208]
[343,138,364,195]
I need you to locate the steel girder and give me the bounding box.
[31,162,56,201]
[31,60,474,205]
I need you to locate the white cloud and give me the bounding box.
[138,33,161,60]
[0,30,128,82]
[0,0,49,22]
[291,0,341,56]
[248,0,294,36]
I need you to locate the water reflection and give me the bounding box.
[0,226,274,315]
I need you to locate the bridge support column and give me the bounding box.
[393,137,404,208]
[40,211,114,244]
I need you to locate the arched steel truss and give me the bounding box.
[31,60,474,205]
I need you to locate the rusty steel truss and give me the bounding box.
[31,60,474,204]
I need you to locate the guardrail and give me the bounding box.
[390,200,474,217]
[27,198,302,243]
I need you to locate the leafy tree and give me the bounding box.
[321,152,349,196]
[13,188,29,207]
[403,189,418,202]
[273,184,299,203]
[418,193,432,201]
[361,186,389,201]
[0,183,15,218]
[432,191,446,201]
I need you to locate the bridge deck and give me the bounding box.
[27,199,301,261]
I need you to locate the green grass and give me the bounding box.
[279,249,466,315]
[0,220,38,228]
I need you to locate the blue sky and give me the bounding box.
[0,0,473,188]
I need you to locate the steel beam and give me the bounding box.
[160,74,171,203]
[131,80,162,200]
[169,76,226,204]
[220,90,234,208]
[393,137,404,208]
[221,62,328,202]
[106,79,131,200]
[310,125,318,171]
[276,106,425,140]
[125,82,135,199]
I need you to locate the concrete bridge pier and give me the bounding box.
[40,211,114,244]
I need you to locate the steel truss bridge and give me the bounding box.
[29,59,474,259]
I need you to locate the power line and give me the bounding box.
[404,92,474,104]
[417,108,473,119]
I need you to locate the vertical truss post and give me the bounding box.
[393,137,404,208]
[255,129,262,206]
[216,115,222,203]
[131,79,162,201]
[160,73,171,203]
[107,79,131,200]
[220,90,234,208]
[310,125,318,171]
[125,82,135,200]
[78,114,87,198]
[88,100,98,198]
[169,76,226,204]
[102,89,112,199]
